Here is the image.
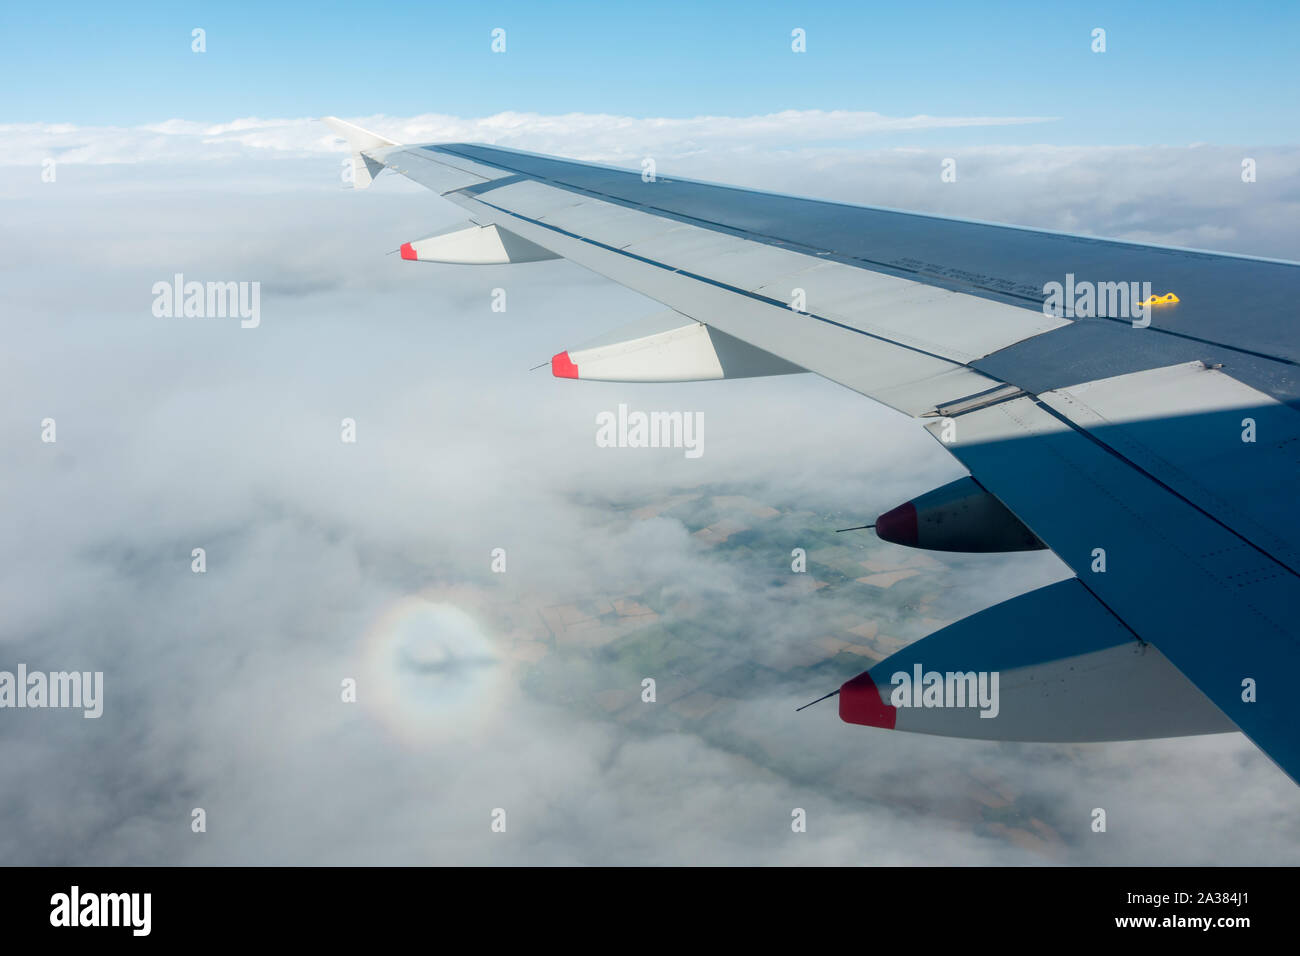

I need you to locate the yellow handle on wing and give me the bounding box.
[1137,292,1180,307]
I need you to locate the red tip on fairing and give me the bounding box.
[551,351,579,379]
[875,501,918,548]
[838,670,897,729]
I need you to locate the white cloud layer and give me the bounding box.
[2,120,1298,865]
[1,109,1056,166]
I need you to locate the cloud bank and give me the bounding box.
[1,117,1297,865]
[1,109,1057,167]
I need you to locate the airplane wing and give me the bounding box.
[324,117,1300,785]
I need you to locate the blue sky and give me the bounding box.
[2,0,1297,145]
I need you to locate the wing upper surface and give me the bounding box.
[346,131,1300,781]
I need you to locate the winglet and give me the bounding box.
[322,116,401,189]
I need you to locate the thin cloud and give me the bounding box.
[0,109,1057,167]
